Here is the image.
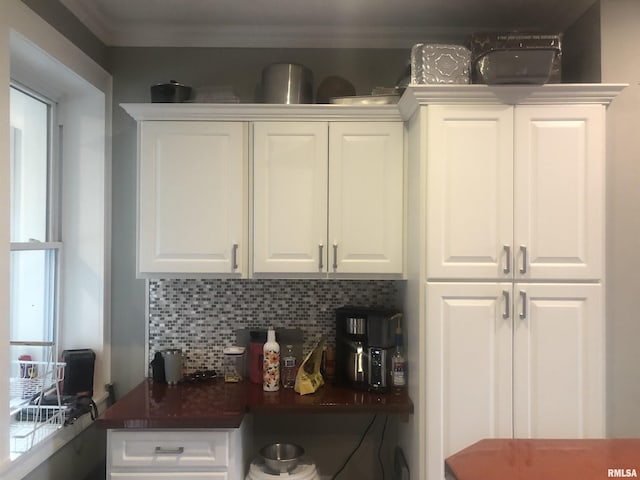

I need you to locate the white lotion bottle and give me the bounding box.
[262,326,280,391]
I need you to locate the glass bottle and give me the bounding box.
[281,344,297,389]
[391,314,407,394]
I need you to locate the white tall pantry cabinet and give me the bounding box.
[399,85,624,480]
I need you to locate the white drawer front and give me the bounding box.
[110,473,227,479]
[110,430,230,469]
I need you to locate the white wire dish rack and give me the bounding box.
[9,342,67,458]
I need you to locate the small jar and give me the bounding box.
[223,346,246,383]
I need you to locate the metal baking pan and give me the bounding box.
[330,95,400,105]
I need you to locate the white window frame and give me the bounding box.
[9,84,62,351]
[1,1,112,478]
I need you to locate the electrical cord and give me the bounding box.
[377,415,389,480]
[331,414,377,480]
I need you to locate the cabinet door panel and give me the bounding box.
[426,282,513,480]
[328,122,403,274]
[138,121,246,275]
[427,106,513,280]
[513,283,604,438]
[515,105,604,280]
[253,122,328,273]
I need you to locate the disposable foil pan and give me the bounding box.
[410,44,471,84]
[470,33,562,83]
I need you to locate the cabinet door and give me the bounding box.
[253,122,328,273]
[426,105,514,280]
[514,105,605,280]
[138,121,247,275]
[426,282,513,480]
[513,283,604,438]
[328,122,403,274]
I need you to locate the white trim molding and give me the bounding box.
[398,84,628,119]
[120,102,404,122]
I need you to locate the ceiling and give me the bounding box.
[59,0,599,49]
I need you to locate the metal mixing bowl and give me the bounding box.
[259,443,305,473]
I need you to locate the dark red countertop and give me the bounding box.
[445,439,640,480]
[95,378,413,429]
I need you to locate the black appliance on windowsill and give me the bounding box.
[18,348,98,425]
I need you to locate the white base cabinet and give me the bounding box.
[426,281,604,472]
[107,427,247,480]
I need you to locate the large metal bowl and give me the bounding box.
[259,443,305,473]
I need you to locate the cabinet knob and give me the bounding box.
[333,243,338,270]
[318,243,324,270]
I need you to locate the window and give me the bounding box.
[9,85,63,458]
[2,14,110,478]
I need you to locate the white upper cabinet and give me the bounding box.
[252,122,329,274]
[328,122,404,274]
[426,104,605,281]
[514,106,604,280]
[426,105,514,280]
[253,121,404,276]
[138,121,247,276]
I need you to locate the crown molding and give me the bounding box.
[398,84,629,119]
[121,84,628,123]
[120,103,403,122]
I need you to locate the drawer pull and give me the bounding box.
[155,446,185,455]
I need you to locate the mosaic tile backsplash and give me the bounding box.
[148,279,402,373]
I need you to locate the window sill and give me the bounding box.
[1,394,107,480]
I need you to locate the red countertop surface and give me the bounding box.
[446,439,640,480]
[95,378,413,429]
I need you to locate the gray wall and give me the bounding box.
[601,0,640,437]
[563,1,601,82]
[20,0,110,70]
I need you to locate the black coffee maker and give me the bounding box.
[334,306,398,391]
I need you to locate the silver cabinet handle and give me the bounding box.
[519,290,527,320]
[502,290,510,319]
[232,243,238,271]
[155,446,184,455]
[333,243,338,270]
[519,245,528,274]
[318,244,324,270]
[503,245,511,274]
